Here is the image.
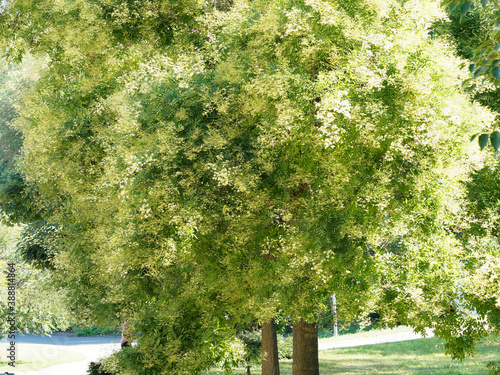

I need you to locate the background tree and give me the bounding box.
[0,222,71,334]
[0,54,62,270]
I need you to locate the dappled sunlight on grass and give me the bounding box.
[206,335,500,375]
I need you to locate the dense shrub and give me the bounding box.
[238,330,293,362]
[87,361,116,375]
[277,335,293,360]
[73,325,120,337]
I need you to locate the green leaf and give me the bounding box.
[469,63,476,73]
[493,67,500,80]
[491,131,500,152]
[495,44,500,51]
[460,1,471,18]
[493,59,500,67]
[471,133,479,142]
[473,67,486,79]
[481,0,488,7]
[479,134,489,150]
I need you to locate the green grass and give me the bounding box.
[206,331,500,375]
[318,326,418,347]
[0,343,86,371]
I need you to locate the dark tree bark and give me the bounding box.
[292,319,319,375]
[262,318,280,375]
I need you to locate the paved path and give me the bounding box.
[1,333,121,375]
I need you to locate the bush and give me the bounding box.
[488,361,500,375]
[237,330,262,363]
[72,325,120,337]
[238,330,293,361]
[87,361,116,375]
[277,334,293,359]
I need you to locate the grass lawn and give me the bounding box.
[207,330,500,375]
[0,343,86,371]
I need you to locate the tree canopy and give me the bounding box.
[1,0,499,374]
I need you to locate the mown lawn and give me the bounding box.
[207,333,500,375]
[0,343,86,372]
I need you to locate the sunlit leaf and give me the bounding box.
[481,0,488,7]
[493,67,500,79]
[474,67,486,79]
[479,133,489,150]
[490,131,500,152]
[460,1,471,18]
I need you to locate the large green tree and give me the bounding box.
[1,0,498,374]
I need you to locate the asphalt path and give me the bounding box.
[1,329,434,375]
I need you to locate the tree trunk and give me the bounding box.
[292,319,319,375]
[262,318,280,375]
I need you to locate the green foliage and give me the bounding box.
[0,223,72,334]
[88,361,117,375]
[0,54,62,271]
[0,0,498,372]
[0,170,43,224]
[238,330,262,363]
[441,0,500,83]
[464,163,500,237]
[237,330,293,363]
[71,324,120,337]
[432,2,500,152]
[277,334,293,360]
[488,361,500,375]
[0,54,50,226]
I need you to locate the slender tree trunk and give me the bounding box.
[245,365,251,375]
[292,319,319,375]
[262,318,280,375]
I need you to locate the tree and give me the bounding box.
[0,0,497,374]
[292,320,318,375]
[0,222,72,334]
[262,319,280,375]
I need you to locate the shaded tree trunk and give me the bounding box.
[292,319,319,375]
[262,318,280,375]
